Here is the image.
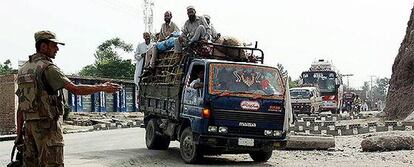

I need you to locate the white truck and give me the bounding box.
[290,87,322,114]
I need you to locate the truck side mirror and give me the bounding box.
[298,79,303,85]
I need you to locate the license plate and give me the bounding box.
[238,138,254,146]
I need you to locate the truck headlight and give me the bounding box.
[264,130,273,136]
[218,127,228,133]
[273,130,282,137]
[208,126,217,132]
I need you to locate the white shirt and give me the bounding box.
[190,78,202,88]
[134,42,154,61]
[134,41,154,85]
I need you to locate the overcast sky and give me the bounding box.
[1,0,413,88]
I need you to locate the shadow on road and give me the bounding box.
[88,147,271,167]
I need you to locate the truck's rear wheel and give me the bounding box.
[249,151,272,162]
[180,127,202,164]
[146,119,170,150]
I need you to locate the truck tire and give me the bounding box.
[249,151,272,162]
[146,119,170,150]
[180,127,202,164]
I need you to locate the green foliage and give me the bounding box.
[276,63,288,79]
[79,38,135,80]
[0,59,16,75]
[289,77,300,88]
[361,77,389,101]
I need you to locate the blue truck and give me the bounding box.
[139,42,292,163]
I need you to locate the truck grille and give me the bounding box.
[212,109,284,124]
[227,127,264,136]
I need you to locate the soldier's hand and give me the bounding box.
[14,135,23,145]
[101,82,121,93]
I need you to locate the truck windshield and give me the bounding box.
[209,63,284,99]
[290,89,311,99]
[302,72,336,93]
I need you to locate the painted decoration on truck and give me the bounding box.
[240,100,260,110]
[209,63,285,100]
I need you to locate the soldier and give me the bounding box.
[15,30,121,167]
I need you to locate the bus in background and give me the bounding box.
[299,59,344,114]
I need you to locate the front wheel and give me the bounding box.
[249,151,272,162]
[180,127,202,164]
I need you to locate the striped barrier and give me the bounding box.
[291,114,414,136]
[290,118,414,136]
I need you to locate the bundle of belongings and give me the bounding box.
[156,31,180,53]
[191,36,258,63]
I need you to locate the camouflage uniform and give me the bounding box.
[16,31,69,167]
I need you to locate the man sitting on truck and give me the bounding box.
[174,6,210,53]
[144,11,180,69]
[203,14,221,42]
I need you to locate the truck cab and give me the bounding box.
[139,43,292,163]
[290,87,322,114]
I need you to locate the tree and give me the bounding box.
[0,59,16,75]
[289,77,299,88]
[276,63,288,79]
[79,38,135,80]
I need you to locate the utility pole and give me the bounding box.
[342,74,354,91]
[143,0,154,33]
[369,75,376,110]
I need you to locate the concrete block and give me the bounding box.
[358,127,370,134]
[303,117,316,122]
[393,126,406,131]
[402,122,414,127]
[376,126,388,132]
[327,130,339,136]
[340,129,354,136]
[349,124,361,129]
[369,126,377,133]
[385,121,398,127]
[310,130,321,134]
[285,134,335,150]
[323,121,336,127]
[295,121,306,127]
[311,121,322,126]
[335,125,347,130]
[319,126,330,131]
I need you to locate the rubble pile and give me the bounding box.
[361,135,414,152]
[65,112,143,127]
[385,6,414,120]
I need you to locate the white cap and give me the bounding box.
[186,5,195,10]
[203,14,210,20]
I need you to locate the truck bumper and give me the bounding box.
[196,135,287,153]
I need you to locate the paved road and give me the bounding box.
[2,127,414,167]
[0,128,269,167]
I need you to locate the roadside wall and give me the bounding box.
[0,74,17,135]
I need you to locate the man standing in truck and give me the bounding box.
[134,32,154,85]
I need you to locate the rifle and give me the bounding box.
[7,144,23,167]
